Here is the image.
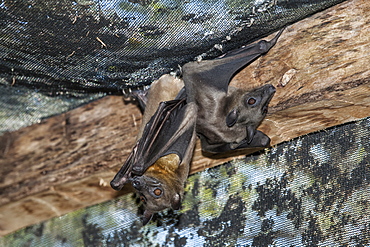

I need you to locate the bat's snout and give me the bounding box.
[265,84,276,95]
[261,84,276,114]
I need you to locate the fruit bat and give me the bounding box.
[111,77,197,225]
[110,29,283,224]
[182,29,283,153]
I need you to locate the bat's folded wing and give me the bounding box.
[199,130,271,154]
[111,98,197,190]
[182,28,284,97]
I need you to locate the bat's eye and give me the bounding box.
[153,188,162,196]
[151,187,163,198]
[247,97,256,105]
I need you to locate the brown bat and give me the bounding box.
[111,77,197,225]
[111,30,283,224]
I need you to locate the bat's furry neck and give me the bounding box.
[145,154,185,189]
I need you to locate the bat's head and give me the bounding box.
[130,154,187,225]
[226,84,275,144]
[131,175,183,225]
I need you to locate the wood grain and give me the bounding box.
[1,0,370,236]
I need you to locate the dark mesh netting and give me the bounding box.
[0,0,346,132]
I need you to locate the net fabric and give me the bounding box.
[0,0,346,133]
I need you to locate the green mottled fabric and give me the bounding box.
[2,117,369,246]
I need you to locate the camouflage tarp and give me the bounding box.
[2,117,368,246]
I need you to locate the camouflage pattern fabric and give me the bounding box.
[2,117,368,246]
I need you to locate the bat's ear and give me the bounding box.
[171,193,182,210]
[142,210,154,226]
[226,109,239,127]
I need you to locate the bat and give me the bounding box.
[111,29,283,224]
[111,77,197,225]
[182,29,283,153]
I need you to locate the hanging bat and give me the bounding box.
[111,77,197,225]
[182,29,283,153]
[111,29,283,224]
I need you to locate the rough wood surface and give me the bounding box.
[1,0,370,236]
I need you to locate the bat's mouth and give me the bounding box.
[261,85,276,114]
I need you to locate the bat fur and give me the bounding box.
[111,29,283,224]
[111,77,196,224]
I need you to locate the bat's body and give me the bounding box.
[111,76,196,224]
[136,75,184,139]
[182,30,283,152]
[111,30,283,224]
[193,84,275,153]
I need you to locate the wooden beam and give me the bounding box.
[1,0,369,236]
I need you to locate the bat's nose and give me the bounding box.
[261,84,276,95]
[261,84,276,114]
[267,84,276,94]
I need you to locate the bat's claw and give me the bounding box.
[110,179,125,191]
